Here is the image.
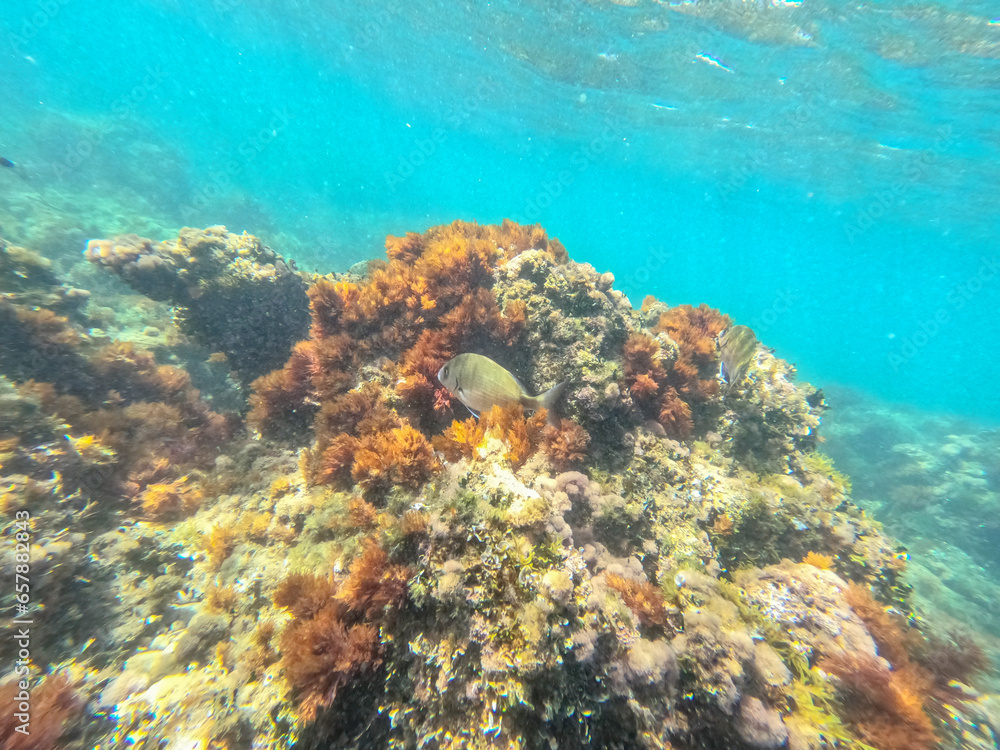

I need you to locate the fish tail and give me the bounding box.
[526,381,568,427]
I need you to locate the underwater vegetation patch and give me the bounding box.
[1,220,994,750]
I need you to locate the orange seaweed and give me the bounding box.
[653,303,728,404]
[657,388,694,439]
[204,525,238,570]
[623,333,666,384]
[501,407,547,467]
[314,433,361,486]
[251,221,569,497]
[400,510,429,536]
[433,416,487,461]
[802,551,835,570]
[620,304,730,438]
[605,573,670,631]
[542,418,591,470]
[820,652,935,750]
[0,672,81,750]
[274,571,339,620]
[279,607,379,722]
[347,497,379,530]
[844,583,913,667]
[137,478,203,520]
[274,539,410,721]
[205,584,240,614]
[336,538,412,620]
[351,423,439,492]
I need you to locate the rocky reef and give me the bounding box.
[85,226,311,385]
[1,221,996,750]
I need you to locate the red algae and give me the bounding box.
[274,539,410,721]
[252,219,574,487]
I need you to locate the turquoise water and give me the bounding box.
[2,0,998,420]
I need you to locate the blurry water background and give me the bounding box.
[2,0,999,629]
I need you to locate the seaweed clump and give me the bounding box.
[0,245,234,516]
[0,673,82,750]
[622,303,730,440]
[274,538,410,720]
[250,220,574,491]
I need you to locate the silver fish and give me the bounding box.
[437,353,566,424]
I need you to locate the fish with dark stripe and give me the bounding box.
[719,325,758,390]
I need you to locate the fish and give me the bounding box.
[718,324,758,390]
[437,353,567,425]
[0,157,15,168]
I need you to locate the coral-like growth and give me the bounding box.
[802,551,835,570]
[820,651,935,750]
[136,478,204,520]
[351,423,439,492]
[0,672,81,750]
[542,418,591,470]
[605,573,671,631]
[275,539,410,721]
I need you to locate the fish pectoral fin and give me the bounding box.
[464,404,480,419]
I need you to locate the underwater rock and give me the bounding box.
[13,219,949,750]
[1,236,90,318]
[86,226,311,383]
[735,562,881,662]
[736,696,789,749]
[493,248,641,456]
[175,612,230,662]
[720,347,825,472]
